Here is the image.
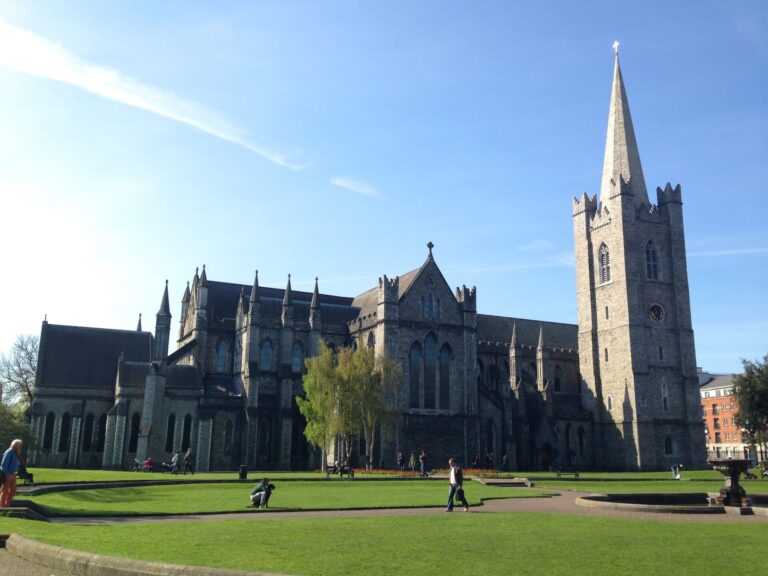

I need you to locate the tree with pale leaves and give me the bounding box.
[0,334,39,406]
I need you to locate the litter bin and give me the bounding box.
[239,465,248,480]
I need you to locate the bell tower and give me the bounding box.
[573,45,706,470]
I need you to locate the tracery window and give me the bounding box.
[182,414,193,451]
[129,412,141,452]
[165,414,176,452]
[215,339,231,373]
[554,365,563,392]
[260,340,273,372]
[599,243,611,284]
[291,342,304,373]
[424,333,436,409]
[43,412,55,450]
[645,240,659,281]
[82,413,94,452]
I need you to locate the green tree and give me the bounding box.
[733,354,768,463]
[0,334,39,406]
[340,345,401,470]
[296,342,340,470]
[0,402,33,452]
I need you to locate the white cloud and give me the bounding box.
[0,16,303,170]
[330,177,380,198]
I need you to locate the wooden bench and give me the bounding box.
[555,470,579,479]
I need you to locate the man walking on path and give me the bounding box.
[446,457,469,512]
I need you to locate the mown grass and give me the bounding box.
[25,479,549,516]
[0,513,765,576]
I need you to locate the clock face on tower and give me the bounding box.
[649,304,665,322]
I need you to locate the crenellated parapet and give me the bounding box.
[456,284,476,312]
[572,192,598,217]
[377,274,400,304]
[657,182,682,207]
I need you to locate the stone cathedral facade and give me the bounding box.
[28,55,707,472]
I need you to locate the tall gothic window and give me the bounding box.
[367,332,375,349]
[82,414,95,452]
[165,414,176,452]
[96,414,107,452]
[476,360,484,387]
[645,240,659,280]
[260,340,273,372]
[223,419,235,453]
[424,333,436,409]
[43,412,55,450]
[58,413,71,453]
[182,414,193,451]
[439,344,451,410]
[554,365,563,392]
[215,339,231,373]
[661,381,669,411]
[129,412,141,452]
[599,243,611,284]
[291,342,304,373]
[409,342,422,409]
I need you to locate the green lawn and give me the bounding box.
[23,468,351,484]
[26,479,549,516]
[0,513,765,576]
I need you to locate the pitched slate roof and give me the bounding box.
[38,323,152,390]
[476,314,578,350]
[205,280,358,328]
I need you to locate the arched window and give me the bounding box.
[485,419,496,458]
[439,344,451,410]
[424,333,436,409]
[578,426,585,457]
[607,396,613,411]
[165,414,176,452]
[82,414,95,452]
[422,295,434,319]
[661,381,669,411]
[215,339,231,373]
[664,435,674,455]
[529,362,537,381]
[604,348,609,362]
[43,412,55,450]
[409,342,422,409]
[476,360,484,387]
[489,364,500,392]
[223,419,234,453]
[260,340,273,372]
[291,342,304,373]
[367,331,375,349]
[645,240,659,280]
[129,412,141,452]
[605,306,609,319]
[182,414,193,451]
[554,365,563,393]
[599,243,611,284]
[58,413,71,453]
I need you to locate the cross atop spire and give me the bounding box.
[612,40,620,55]
[600,46,649,208]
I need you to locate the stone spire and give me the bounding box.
[600,46,649,208]
[310,277,319,310]
[537,324,544,351]
[157,280,171,317]
[310,277,321,331]
[199,264,208,286]
[181,281,191,304]
[511,322,518,348]
[249,270,260,304]
[282,274,293,307]
[136,313,142,332]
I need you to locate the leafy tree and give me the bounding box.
[0,402,33,452]
[298,340,402,470]
[296,342,340,470]
[0,334,39,406]
[733,354,768,462]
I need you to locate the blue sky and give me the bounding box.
[0,1,766,373]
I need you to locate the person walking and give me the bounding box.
[446,457,469,512]
[183,447,195,474]
[419,450,428,478]
[408,452,416,474]
[0,439,23,508]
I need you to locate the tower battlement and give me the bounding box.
[657,182,682,206]
[456,285,476,311]
[378,274,399,303]
[572,192,598,217]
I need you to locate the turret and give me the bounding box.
[309,277,322,356]
[136,313,142,332]
[178,282,191,340]
[281,274,294,327]
[536,324,548,393]
[508,322,519,389]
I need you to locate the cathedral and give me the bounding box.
[28,54,707,472]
